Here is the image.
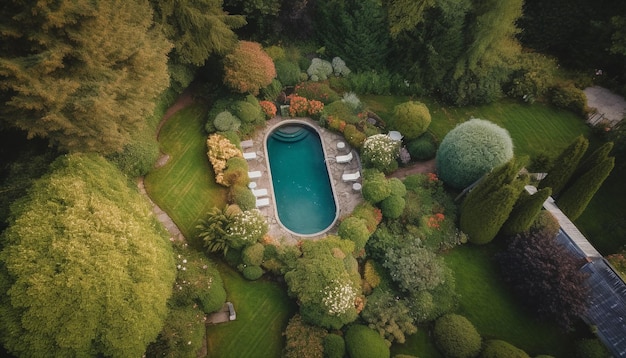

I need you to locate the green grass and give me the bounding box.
[442,244,580,357]
[144,104,227,242]
[206,264,297,358]
[145,104,295,357]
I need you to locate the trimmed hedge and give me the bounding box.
[345,324,390,358]
[323,333,345,358]
[433,314,482,358]
[480,340,529,358]
[242,265,264,280]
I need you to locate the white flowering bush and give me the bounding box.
[322,278,358,316]
[361,134,401,174]
[341,92,363,112]
[332,57,351,77]
[225,209,268,249]
[307,58,333,81]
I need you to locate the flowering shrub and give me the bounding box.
[307,58,333,81]
[259,100,277,119]
[332,57,351,77]
[206,134,242,185]
[427,213,446,229]
[361,134,401,174]
[322,278,358,316]
[294,81,340,104]
[225,209,269,249]
[288,95,310,117]
[307,100,324,117]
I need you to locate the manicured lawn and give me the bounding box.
[442,244,580,357]
[206,264,297,358]
[145,103,295,357]
[144,104,228,243]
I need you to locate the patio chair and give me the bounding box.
[248,170,262,179]
[256,197,270,208]
[342,171,360,182]
[335,152,353,164]
[252,188,268,197]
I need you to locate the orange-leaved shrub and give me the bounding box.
[223,41,276,95]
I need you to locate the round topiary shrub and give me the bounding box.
[345,324,390,358]
[380,194,406,219]
[242,265,264,280]
[480,340,529,358]
[362,171,391,204]
[338,216,371,253]
[229,184,256,211]
[407,135,437,161]
[242,243,265,266]
[388,177,407,197]
[323,333,346,358]
[214,111,241,132]
[436,118,514,189]
[222,156,249,187]
[391,101,431,140]
[233,100,263,123]
[433,313,482,358]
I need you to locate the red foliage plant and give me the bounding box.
[223,41,276,96]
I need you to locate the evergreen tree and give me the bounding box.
[460,158,528,245]
[151,0,246,91]
[538,135,589,196]
[0,0,171,154]
[388,0,470,92]
[500,187,552,236]
[572,141,614,178]
[558,157,615,221]
[316,0,389,71]
[0,154,176,357]
[383,0,436,38]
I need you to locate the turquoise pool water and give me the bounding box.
[266,123,337,235]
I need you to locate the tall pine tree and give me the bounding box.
[0,0,171,154]
[538,135,589,196]
[460,158,528,245]
[558,157,615,221]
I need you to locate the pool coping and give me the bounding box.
[263,119,340,238]
[245,117,363,244]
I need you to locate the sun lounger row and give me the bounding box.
[256,197,270,208]
[243,151,257,160]
[335,151,353,164]
[342,171,360,182]
[248,170,262,179]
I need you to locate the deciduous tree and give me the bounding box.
[0,154,176,357]
[222,41,276,95]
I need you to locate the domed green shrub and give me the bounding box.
[343,124,367,149]
[388,177,407,197]
[407,135,437,161]
[214,110,241,132]
[436,118,514,189]
[480,340,529,358]
[233,100,264,123]
[242,243,265,266]
[222,156,249,187]
[362,170,391,203]
[323,333,346,358]
[345,324,390,358]
[380,195,406,219]
[275,59,302,87]
[391,101,431,140]
[338,216,371,253]
[242,265,264,280]
[433,314,482,358]
[229,184,256,211]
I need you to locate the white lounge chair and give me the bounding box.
[252,188,268,197]
[342,171,360,182]
[256,197,270,208]
[335,152,353,164]
[243,152,257,160]
[241,139,253,149]
[248,170,262,179]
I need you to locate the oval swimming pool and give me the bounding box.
[265,121,338,235]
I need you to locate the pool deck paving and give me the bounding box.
[245,116,364,245]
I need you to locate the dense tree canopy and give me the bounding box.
[222,41,276,95]
[0,154,176,357]
[0,0,171,154]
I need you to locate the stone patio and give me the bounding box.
[243,116,364,245]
